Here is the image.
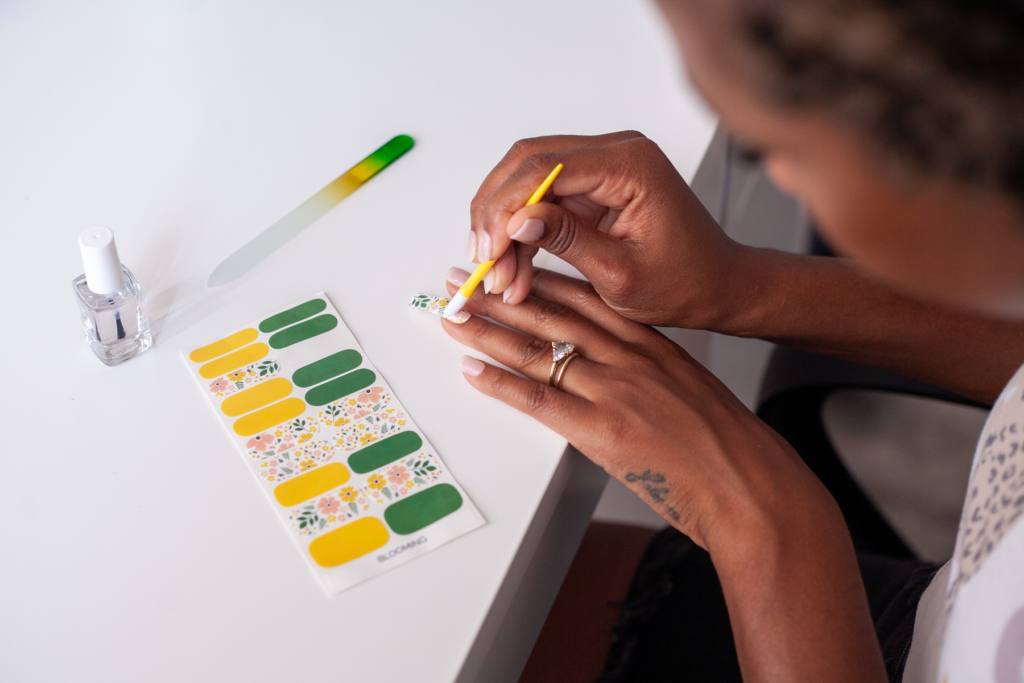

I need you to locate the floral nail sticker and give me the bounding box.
[409,293,471,323]
[288,454,445,537]
[208,360,281,397]
[248,389,408,485]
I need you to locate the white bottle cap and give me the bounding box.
[78,226,124,295]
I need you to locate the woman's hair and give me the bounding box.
[734,0,1024,199]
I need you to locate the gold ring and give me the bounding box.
[549,341,575,385]
[552,352,580,390]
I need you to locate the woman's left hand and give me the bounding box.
[442,268,889,683]
[441,267,836,552]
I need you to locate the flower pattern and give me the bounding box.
[387,465,410,485]
[316,497,340,515]
[288,453,445,536]
[208,360,280,397]
[357,386,384,404]
[246,433,274,451]
[408,293,471,323]
[241,390,410,485]
[187,296,483,590]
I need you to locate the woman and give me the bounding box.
[444,1,1024,681]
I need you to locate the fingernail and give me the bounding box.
[447,267,470,286]
[503,288,511,303]
[510,218,545,242]
[465,232,477,262]
[478,231,492,262]
[444,309,472,323]
[460,355,485,376]
[482,270,494,294]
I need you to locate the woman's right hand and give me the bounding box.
[467,131,757,331]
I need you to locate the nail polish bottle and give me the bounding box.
[72,226,152,366]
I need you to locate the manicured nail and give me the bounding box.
[483,270,494,294]
[447,267,470,286]
[503,288,512,303]
[465,232,477,262]
[510,218,545,242]
[445,309,472,323]
[459,355,485,376]
[478,231,492,262]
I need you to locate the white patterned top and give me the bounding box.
[904,363,1024,683]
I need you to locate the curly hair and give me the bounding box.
[733,0,1024,200]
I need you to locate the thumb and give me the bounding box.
[507,202,627,284]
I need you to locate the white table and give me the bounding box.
[0,2,715,681]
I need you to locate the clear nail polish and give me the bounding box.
[478,231,492,262]
[72,226,152,366]
[511,218,545,242]
[447,266,470,286]
[465,232,477,262]
[459,355,485,376]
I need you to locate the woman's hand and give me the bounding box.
[441,269,888,683]
[466,131,755,330]
[466,132,1024,407]
[442,268,830,549]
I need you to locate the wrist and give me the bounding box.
[699,466,850,574]
[689,243,783,337]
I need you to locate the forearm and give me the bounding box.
[717,246,1024,404]
[707,478,887,683]
[624,432,889,682]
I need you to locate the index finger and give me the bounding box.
[478,135,678,276]
[468,131,646,262]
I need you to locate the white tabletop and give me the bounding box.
[0,2,715,681]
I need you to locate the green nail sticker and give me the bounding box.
[259,299,328,333]
[305,368,376,407]
[293,350,363,388]
[268,314,337,349]
[384,483,463,535]
[348,431,423,474]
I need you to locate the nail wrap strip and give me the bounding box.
[408,293,471,323]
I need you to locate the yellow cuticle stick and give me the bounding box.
[457,163,563,301]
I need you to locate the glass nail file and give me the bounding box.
[207,134,415,288]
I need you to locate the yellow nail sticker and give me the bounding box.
[232,397,305,436]
[220,378,293,417]
[308,517,390,568]
[273,462,351,507]
[199,343,269,379]
[189,328,259,363]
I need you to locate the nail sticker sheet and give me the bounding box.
[183,293,484,595]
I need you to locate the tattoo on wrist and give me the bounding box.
[625,469,680,520]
